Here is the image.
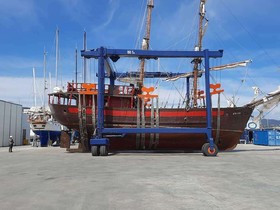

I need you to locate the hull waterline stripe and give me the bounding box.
[68,107,224,117]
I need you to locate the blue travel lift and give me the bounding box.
[81,47,223,156]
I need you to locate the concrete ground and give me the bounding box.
[0,144,280,210]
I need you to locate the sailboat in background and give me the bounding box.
[28,46,62,147]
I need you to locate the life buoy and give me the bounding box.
[248,122,257,129]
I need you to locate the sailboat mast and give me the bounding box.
[55,27,59,87]
[43,48,47,111]
[75,47,78,84]
[83,30,87,83]
[192,0,207,107]
[138,0,154,89]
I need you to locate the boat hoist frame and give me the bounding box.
[81,47,223,156]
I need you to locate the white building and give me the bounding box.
[0,100,30,146]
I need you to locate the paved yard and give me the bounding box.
[0,144,280,210]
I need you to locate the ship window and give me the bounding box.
[42,125,45,128]
[34,125,37,127]
[68,99,77,106]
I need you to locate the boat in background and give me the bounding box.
[28,45,62,147]
[28,106,61,146]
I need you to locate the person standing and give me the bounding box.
[9,136,14,152]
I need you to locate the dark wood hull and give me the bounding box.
[49,104,253,151]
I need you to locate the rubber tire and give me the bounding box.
[100,145,108,156]
[91,146,100,156]
[201,143,207,153]
[202,143,218,156]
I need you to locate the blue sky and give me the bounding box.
[0,0,280,119]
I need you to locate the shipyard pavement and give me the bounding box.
[0,144,280,210]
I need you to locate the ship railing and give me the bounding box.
[67,82,135,96]
[112,85,135,96]
[49,83,135,106]
[28,118,47,124]
[49,93,74,106]
[67,82,97,94]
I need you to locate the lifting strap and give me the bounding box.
[149,97,159,149]
[215,93,221,144]
[136,98,141,149]
[92,94,96,135]
[78,94,89,152]
[140,97,146,149]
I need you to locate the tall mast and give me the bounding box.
[138,0,154,89]
[75,47,78,84]
[83,30,87,83]
[55,27,59,87]
[192,0,207,107]
[43,48,47,111]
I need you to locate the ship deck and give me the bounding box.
[1,144,280,209]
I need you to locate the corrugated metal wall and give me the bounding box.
[22,112,30,144]
[0,100,23,146]
[0,101,5,147]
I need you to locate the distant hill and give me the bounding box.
[261,119,280,128]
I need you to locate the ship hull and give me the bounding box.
[49,104,253,151]
[33,130,61,147]
[30,121,62,147]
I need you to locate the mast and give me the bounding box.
[83,30,87,83]
[138,0,154,89]
[55,27,59,87]
[43,48,47,111]
[75,47,78,84]
[192,0,208,107]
